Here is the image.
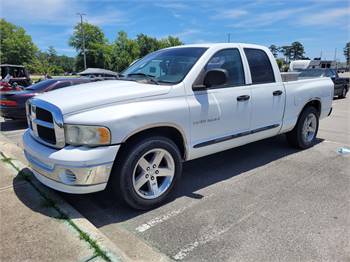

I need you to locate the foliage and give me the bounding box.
[136,34,160,57]
[269,45,280,58]
[69,22,110,71]
[25,48,75,75]
[111,31,183,72]
[111,31,140,72]
[279,42,306,62]
[0,19,38,64]
[290,41,305,60]
[344,42,350,66]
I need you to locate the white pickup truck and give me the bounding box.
[23,43,333,209]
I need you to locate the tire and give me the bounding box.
[339,87,347,99]
[110,136,182,210]
[286,106,319,149]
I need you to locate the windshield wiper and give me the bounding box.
[126,73,159,85]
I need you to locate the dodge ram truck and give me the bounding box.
[23,43,333,210]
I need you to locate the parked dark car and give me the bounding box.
[0,78,95,120]
[298,68,349,98]
[0,81,23,92]
[0,64,31,87]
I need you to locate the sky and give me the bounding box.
[1,0,349,61]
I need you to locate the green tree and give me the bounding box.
[158,36,183,49]
[290,41,305,60]
[111,31,140,72]
[136,34,160,57]
[69,22,110,70]
[25,48,75,75]
[0,19,38,64]
[136,34,183,58]
[56,55,75,73]
[269,45,280,58]
[281,45,292,62]
[47,46,58,64]
[344,42,350,66]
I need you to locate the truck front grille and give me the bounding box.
[36,107,53,122]
[26,99,65,148]
[37,125,56,144]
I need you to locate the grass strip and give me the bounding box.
[0,151,112,261]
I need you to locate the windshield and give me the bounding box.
[122,47,207,84]
[299,69,325,78]
[26,79,57,91]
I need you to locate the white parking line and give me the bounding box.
[135,194,213,233]
[172,210,256,260]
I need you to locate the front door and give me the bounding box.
[188,48,251,148]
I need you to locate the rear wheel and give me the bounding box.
[286,106,319,149]
[339,87,347,99]
[110,136,182,210]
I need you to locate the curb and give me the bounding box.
[0,132,131,262]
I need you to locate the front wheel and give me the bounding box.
[110,136,182,210]
[286,106,319,149]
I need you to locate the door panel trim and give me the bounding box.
[193,124,280,148]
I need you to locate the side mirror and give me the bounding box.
[193,69,228,91]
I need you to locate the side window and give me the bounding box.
[51,81,71,90]
[244,48,275,84]
[205,48,245,87]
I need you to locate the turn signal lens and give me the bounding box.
[98,127,111,144]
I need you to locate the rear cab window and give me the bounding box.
[244,48,275,84]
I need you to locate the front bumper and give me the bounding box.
[23,129,120,194]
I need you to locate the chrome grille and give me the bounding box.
[26,99,65,148]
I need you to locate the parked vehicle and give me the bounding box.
[0,81,23,92]
[0,78,95,119]
[289,60,311,71]
[0,64,31,87]
[78,68,119,80]
[298,68,349,98]
[23,43,333,210]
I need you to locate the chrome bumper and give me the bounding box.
[23,129,120,194]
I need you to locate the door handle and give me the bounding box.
[237,95,250,101]
[273,90,283,96]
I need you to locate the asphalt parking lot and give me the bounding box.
[1,97,349,261]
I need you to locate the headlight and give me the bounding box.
[64,124,111,146]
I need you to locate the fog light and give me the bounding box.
[59,169,77,184]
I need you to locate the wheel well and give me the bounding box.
[302,100,321,116]
[119,126,186,160]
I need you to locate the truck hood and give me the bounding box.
[36,80,171,114]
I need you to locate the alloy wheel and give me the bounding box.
[132,148,175,199]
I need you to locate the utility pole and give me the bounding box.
[227,33,231,43]
[77,13,87,70]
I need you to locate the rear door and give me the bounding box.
[243,48,285,135]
